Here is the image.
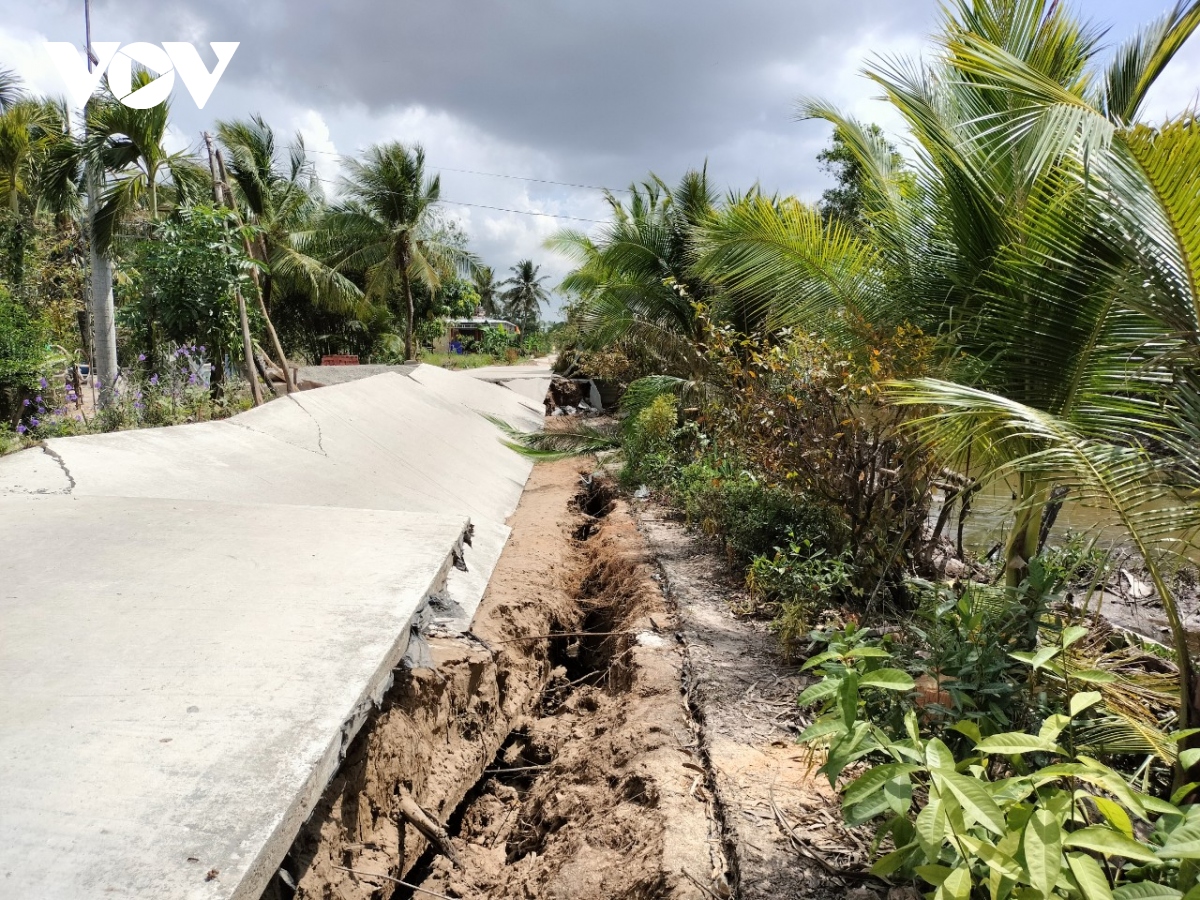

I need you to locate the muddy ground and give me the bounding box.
[263,459,871,900]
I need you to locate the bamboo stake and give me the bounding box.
[212,146,297,395]
[203,132,262,407]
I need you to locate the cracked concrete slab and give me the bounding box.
[0,368,545,900]
[408,362,547,422]
[0,494,469,900]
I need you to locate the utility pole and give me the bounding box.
[204,131,263,407]
[84,0,117,405]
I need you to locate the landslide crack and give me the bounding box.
[40,444,76,493]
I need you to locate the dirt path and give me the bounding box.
[637,503,877,900]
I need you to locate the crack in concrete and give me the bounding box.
[39,444,76,493]
[289,397,327,457]
[224,402,328,458]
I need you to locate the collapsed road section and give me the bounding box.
[0,366,543,900]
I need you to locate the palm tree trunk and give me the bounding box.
[87,176,118,405]
[402,263,416,362]
[1003,474,1047,588]
[236,286,263,406]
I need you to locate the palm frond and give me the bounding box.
[487,416,619,462]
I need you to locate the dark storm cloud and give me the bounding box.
[78,0,933,174]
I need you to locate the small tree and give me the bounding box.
[0,286,47,423]
[816,124,904,229]
[123,205,247,389]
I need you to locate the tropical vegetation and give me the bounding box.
[534,1,1200,895]
[0,70,554,447]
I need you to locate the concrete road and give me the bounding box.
[0,367,541,900]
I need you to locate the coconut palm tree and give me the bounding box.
[323,142,475,360]
[216,116,365,387]
[473,264,501,315]
[216,116,361,317]
[0,67,23,114]
[500,259,550,335]
[688,0,1200,738]
[548,169,718,378]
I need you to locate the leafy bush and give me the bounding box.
[414,316,446,349]
[907,581,1048,734]
[0,289,48,395]
[749,536,856,655]
[120,205,245,361]
[798,618,1197,900]
[622,393,678,486]
[683,473,848,565]
[478,325,513,357]
[702,319,936,603]
[807,689,1200,900]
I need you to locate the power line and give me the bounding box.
[307,173,609,225]
[439,199,605,224]
[287,144,631,194]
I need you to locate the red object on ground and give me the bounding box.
[321,355,360,366]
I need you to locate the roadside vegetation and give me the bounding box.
[0,74,554,454]
[537,1,1200,894]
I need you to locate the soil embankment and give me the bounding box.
[269,461,725,900]
[266,463,866,900]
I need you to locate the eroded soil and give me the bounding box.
[266,463,867,900]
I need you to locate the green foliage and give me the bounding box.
[549,170,716,380]
[436,277,480,318]
[816,123,907,229]
[477,324,513,357]
[0,287,47,391]
[413,316,447,349]
[797,608,1197,900]
[907,581,1049,734]
[701,318,934,599]
[802,679,1200,900]
[622,393,678,487]
[122,205,246,356]
[1041,533,1115,589]
[749,536,856,655]
[500,259,550,334]
[683,473,847,565]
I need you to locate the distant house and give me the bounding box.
[436,306,520,353]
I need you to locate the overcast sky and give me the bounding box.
[2,0,1197,317]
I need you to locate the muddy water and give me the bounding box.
[930,477,1197,562]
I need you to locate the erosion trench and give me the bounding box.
[265,460,730,900]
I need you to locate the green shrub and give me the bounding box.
[683,474,848,565]
[907,582,1042,735]
[0,290,48,392]
[622,393,679,487]
[749,536,856,655]
[478,325,512,357]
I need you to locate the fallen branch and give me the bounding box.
[331,864,458,900]
[396,788,462,869]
